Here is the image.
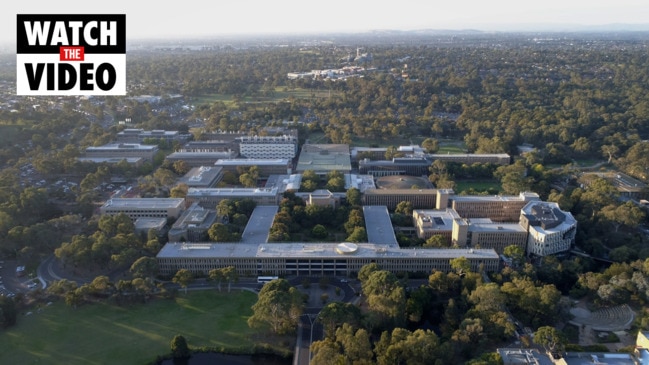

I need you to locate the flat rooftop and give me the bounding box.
[102,198,185,209]
[561,352,638,365]
[87,143,157,151]
[363,206,398,246]
[157,241,499,260]
[452,192,539,202]
[241,206,278,244]
[215,159,289,166]
[187,187,278,197]
[468,223,526,233]
[415,209,461,231]
[296,144,351,172]
[265,174,302,192]
[77,157,143,163]
[134,218,167,230]
[364,188,438,195]
[179,166,223,186]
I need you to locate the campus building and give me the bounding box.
[182,140,239,155]
[185,187,280,208]
[116,129,191,144]
[167,203,218,242]
[520,201,577,257]
[178,166,224,188]
[84,143,159,162]
[214,159,292,177]
[77,157,145,167]
[362,188,439,210]
[413,192,574,256]
[295,144,352,176]
[237,135,298,159]
[134,217,167,237]
[156,242,500,277]
[99,198,185,220]
[165,150,238,167]
[359,157,431,177]
[450,192,540,221]
[427,153,511,165]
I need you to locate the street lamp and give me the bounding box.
[306,314,316,363]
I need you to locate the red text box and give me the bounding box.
[60,46,85,61]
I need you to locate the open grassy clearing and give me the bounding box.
[454,180,501,194]
[0,290,265,365]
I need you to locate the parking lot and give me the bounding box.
[0,260,41,299]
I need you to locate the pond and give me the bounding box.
[159,352,292,365]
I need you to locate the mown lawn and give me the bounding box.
[455,180,501,194]
[0,290,261,365]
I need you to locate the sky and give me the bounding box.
[4,0,649,45]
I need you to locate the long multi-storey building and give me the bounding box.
[214,159,292,177]
[450,192,540,222]
[156,242,500,277]
[185,187,279,208]
[100,198,185,220]
[237,135,298,159]
[428,153,511,165]
[85,143,159,162]
[362,188,439,210]
[165,151,238,167]
[359,157,431,177]
[116,129,192,144]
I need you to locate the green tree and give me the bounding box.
[222,266,239,292]
[344,209,365,235]
[424,235,448,248]
[395,201,413,216]
[362,270,407,328]
[172,269,194,294]
[346,227,367,243]
[208,268,224,292]
[503,245,525,267]
[318,302,362,338]
[312,224,329,239]
[469,282,505,313]
[248,278,304,335]
[170,334,190,358]
[533,326,566,354]
[129,256,159,279]
[450,256,471,275]
[422,138,439,153]
[600,201,645,232]
[346,187,362,206]
[208,223,232,242]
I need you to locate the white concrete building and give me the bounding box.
[520,201,577,257]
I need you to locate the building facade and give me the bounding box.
[520,201,577,257]
[362,189,439,210]
[85,143,159,162]
[185,187,279,208]
[99,198,185,220]
[451,192,540,222]
[156,242,500,277]
[237,135,298,159]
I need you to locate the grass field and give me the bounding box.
[454,180,501,194]
[0,290,263,365]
